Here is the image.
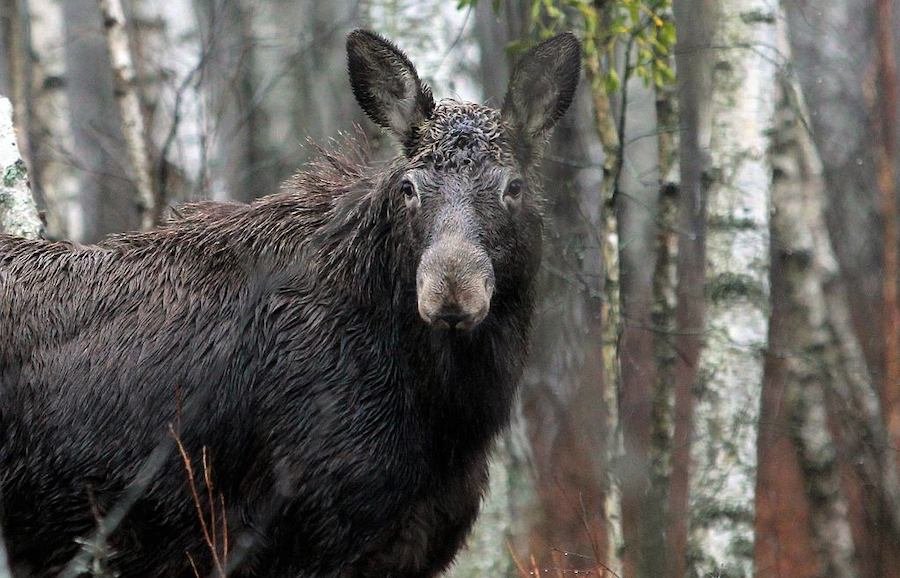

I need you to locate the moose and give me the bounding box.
[0,30,580,577]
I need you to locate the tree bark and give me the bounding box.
[785,0,883,391]
[580,17,626,575]
[96,0,156,229]
[667,1,714,576]
[683,1,776,575]
[0,95,41,237]
[26,0,83,240]
[63,0,139,239]
[128,0,206,207]
[766,26,857,575]
[874,0,900,469]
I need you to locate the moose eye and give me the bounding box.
[400,179,416,200]
[504,178,524,199]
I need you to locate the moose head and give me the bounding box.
[347,29,580,332]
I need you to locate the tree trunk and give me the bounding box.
[0,95,41,237]
[63,0,139,239]
[617,46,670,578]
[667,1,714,576]
[25,0,83,240]
[683,1,776,575]
[764,21,858,575]
[785,0,884,391]
[96,0,156,229]
[192,0,256,202]
[874,0,900,471]
[128,0,206,207]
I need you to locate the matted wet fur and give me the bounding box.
[0,30,580,577]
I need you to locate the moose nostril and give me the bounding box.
[435,310,470,329]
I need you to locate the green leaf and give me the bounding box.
[604,69,620,93]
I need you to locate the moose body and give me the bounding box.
[0,31,580,577]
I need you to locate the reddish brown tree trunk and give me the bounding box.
[875,0,900,463]
[754,325,821,578]
[666,2,715,575]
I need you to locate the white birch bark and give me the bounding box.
[26,0,83,240]
[768,14,857,577]
[0,96,41,238]
[129,0,205,204]
[687,1,777,575]
[96,0,156,229]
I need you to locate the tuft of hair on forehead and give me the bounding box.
[410,101,511,171]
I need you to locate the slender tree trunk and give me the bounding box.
[785,0,883,392]
[874,0,900,466]
[26,0,83,240]
[1,0,29,161]
[616,47,673,577]
[642,25,680,577]
[128,0,205,206]
[667,1,714,576]
[580,25,626,576]
[63,0,139,239]
[193,0,259,202]
[96,0,156,229]
[766,24,858,574]
[0,96,41,237]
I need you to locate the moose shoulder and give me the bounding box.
[0,30,580,577]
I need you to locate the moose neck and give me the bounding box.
[395,265,535,469]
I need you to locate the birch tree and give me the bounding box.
[0,96,41,238]
[128,0,207,205]
[96,0,156,229]
[769,62,858,578]
[62,0,140,239]
[24,0,82,240]
[684,1,776,575]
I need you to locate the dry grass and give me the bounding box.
[168,424,230,578]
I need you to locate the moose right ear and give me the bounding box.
[347,30,435,150]
[502,32,581,155]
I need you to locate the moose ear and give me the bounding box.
[347,29,435,149]
[502,32,581,148]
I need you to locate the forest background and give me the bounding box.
[1,1,898,577]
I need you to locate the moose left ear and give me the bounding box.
[502,32,581,149]
[347,29,435,150]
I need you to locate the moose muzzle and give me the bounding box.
[416,237,495,331]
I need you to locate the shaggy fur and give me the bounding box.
[0,30,580,577]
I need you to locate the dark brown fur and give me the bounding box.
[0,30,580,577]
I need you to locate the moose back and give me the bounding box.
[0,30,580,577]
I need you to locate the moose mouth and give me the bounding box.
[418,298,492,332]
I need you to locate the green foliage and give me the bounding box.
[461,0,676,94]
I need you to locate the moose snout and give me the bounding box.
[416,239,495,332]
